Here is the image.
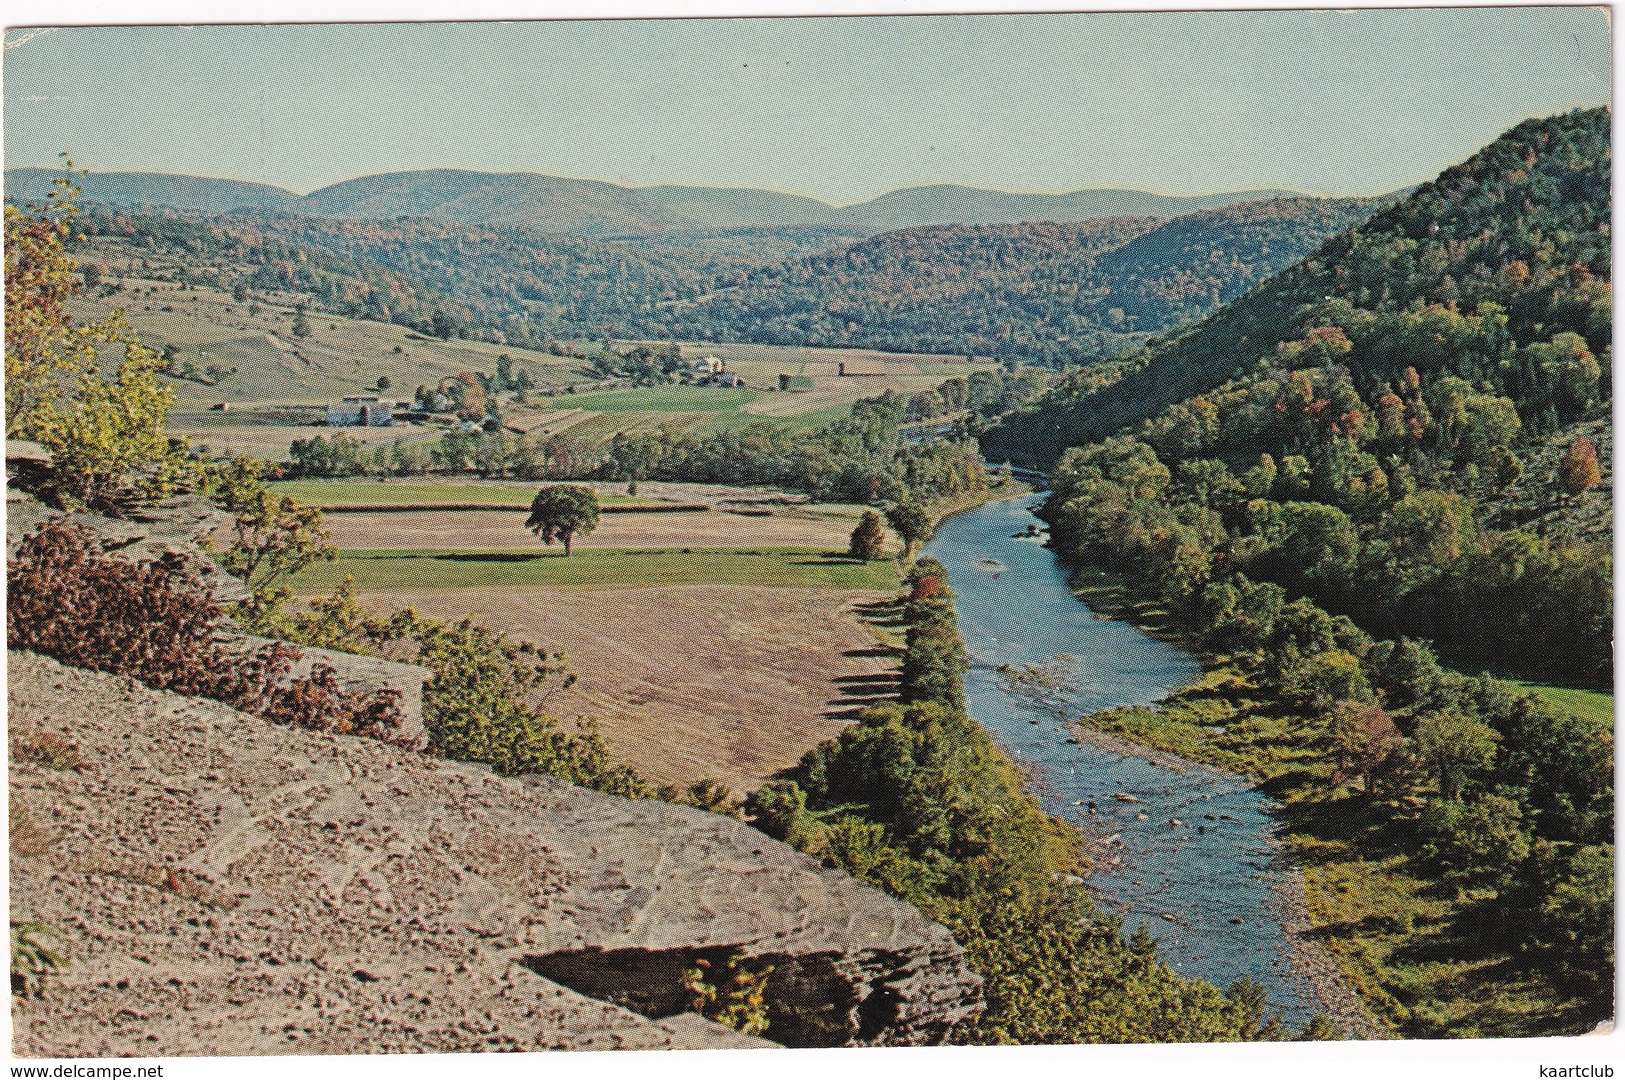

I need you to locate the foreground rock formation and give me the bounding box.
[8,651,982,1056]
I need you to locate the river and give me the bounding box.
[922,492,1326,1026]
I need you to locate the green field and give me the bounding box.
[1506,680,1614,725]
[291,546,901,592]
[563,386,759,413]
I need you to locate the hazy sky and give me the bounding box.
[2,7,1612,204]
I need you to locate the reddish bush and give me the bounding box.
[910,574,944,602]
[8,521,404,741]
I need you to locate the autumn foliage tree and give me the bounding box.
[5,165,184,511]
[1560,436,1601,497]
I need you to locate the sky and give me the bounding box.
[1,6,1614,205]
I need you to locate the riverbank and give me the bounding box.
[1062,688,1380,1038]
[927,476,1034,526]
[929,494,1348,1030]
[1042,549,1608,1036]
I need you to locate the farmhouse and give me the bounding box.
[709,371,744,388]
[327,393,396,426]
[692,354,726,374]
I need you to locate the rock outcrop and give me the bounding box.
[9,651,982,1056]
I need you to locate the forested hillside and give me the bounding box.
[988,107,1612,678]
[636,197,1383,363]
[1015,108,1612,1036]
[58,194,1381,362]
[987,107,1611,462]
[66,207,770,349]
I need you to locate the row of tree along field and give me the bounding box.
[282,369,1046,508]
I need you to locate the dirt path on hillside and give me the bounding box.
[370,585,899,791]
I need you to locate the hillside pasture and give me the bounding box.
[67,265,587,406]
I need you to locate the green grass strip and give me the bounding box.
[1505,679,1614,726]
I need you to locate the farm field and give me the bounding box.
[276,475,877,553]
[173,417,441,459]
[267,479,663,509]
[314,501,868,550]
[79,258,990,458]
[281,476,903,787]
[561,386,760,413]
[291,546,897,592]
[336,583,899,790]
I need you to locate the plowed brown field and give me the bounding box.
[371,584,899,791]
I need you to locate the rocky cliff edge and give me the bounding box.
[8,650,982,1056]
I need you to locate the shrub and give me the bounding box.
[847,509,888,561]
[681,954,773,1037]
[7,521,403,742]
[10,922,66,998]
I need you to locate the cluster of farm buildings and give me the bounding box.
[321,352,888,427]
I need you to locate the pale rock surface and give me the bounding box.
[9,651,981,1056]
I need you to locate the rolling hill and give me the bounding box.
[9,164,1323,236]
[4,168,298,213]
[59,188,1386,366]
[833,184,1301,231]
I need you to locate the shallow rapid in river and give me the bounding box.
[923,492,1326,1025]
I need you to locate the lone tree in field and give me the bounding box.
[848,509,888,562]
[526,484,600,556]
[885,502,935,562]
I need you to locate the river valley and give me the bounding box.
[923,493,1330,1027]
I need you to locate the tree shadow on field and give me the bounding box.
[431,551,563,563]
[824,671,899,719]
[791,551,869,566]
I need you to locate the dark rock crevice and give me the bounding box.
[525,945,938,1048]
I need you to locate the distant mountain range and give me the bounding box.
[5,169,299,215]
[5,166,1301,235]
